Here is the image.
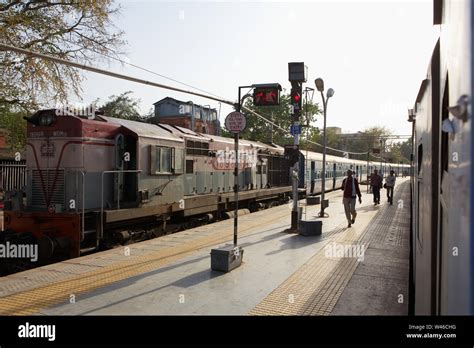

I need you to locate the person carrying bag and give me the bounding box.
[341,169,362,228]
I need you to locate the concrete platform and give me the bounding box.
[0,179,411,316]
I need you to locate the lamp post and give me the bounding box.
[303,87,315,194]
[315,78,334,217]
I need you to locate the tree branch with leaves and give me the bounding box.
[0,0,125,111]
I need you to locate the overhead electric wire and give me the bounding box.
[0,42,406,158]
[67,43,226,100]
[0,43,235,106]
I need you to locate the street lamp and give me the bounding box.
[315,78,334,217]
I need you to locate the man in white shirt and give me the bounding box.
[385,170,396,205]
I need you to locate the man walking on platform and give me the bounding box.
[370,169,383,205]
[341,169,362,228]
[385,170,396,205]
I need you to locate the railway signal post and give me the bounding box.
[288,62,307,231]
[211,83,280,272]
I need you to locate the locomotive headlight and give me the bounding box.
[39,113,57,126]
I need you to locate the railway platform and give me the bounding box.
[0,179,411,316]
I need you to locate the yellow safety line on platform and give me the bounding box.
[0,211,290,315]
[249,181,410,316]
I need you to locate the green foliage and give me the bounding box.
[0,104,26,151]
[97,91,148,121]
[0,0,125,111]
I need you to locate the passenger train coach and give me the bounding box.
[0,109,406,274]
[410,0,474,315]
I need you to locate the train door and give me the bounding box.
[310,161,315,193]
[438,75,449,314]
[184,158,196,195]
[115,133,138,208]
[332,163,337,189]
[298,153,305,188]
[414,41,441,315]
[257,158,268,189]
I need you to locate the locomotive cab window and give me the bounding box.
[150,146,173,174]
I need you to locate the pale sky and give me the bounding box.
[71,0,439,137]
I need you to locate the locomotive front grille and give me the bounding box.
[31,169,65,208]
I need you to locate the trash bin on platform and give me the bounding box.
[306,195,320,205]
[299,220,322,236]
[210,245,244,272]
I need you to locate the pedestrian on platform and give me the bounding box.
[385,170,396,205]
[341,169,362,228]
[370,169,383,205]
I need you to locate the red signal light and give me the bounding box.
[293,94,300,102]
[253,87,280,106]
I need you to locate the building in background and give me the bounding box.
[153,97,220,135]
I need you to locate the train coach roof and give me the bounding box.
[157,124,205,142]
[303,149,369,165]
[201,134,284,155]
[101,116,183,143]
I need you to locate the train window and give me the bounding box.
[186,140,195,155]
[161,148,171,173]
[172,148,184,174]
[186,160,194,174]
[194,142,202,155]
[201,142,209,156]
[150,146,172,174]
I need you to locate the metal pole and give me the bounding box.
[291,128,300,229]
[234,88,241,246]
[291,82,301,231]
[367,150,370,194]
[380,139,383,175]
[320,94,327,217]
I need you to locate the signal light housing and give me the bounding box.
[252,83,281,107]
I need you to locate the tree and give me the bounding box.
[0,0,125,111]
[0,104,26,152]
[226,93,322,144]
[97,91,147,121]
[399,138,412,161]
